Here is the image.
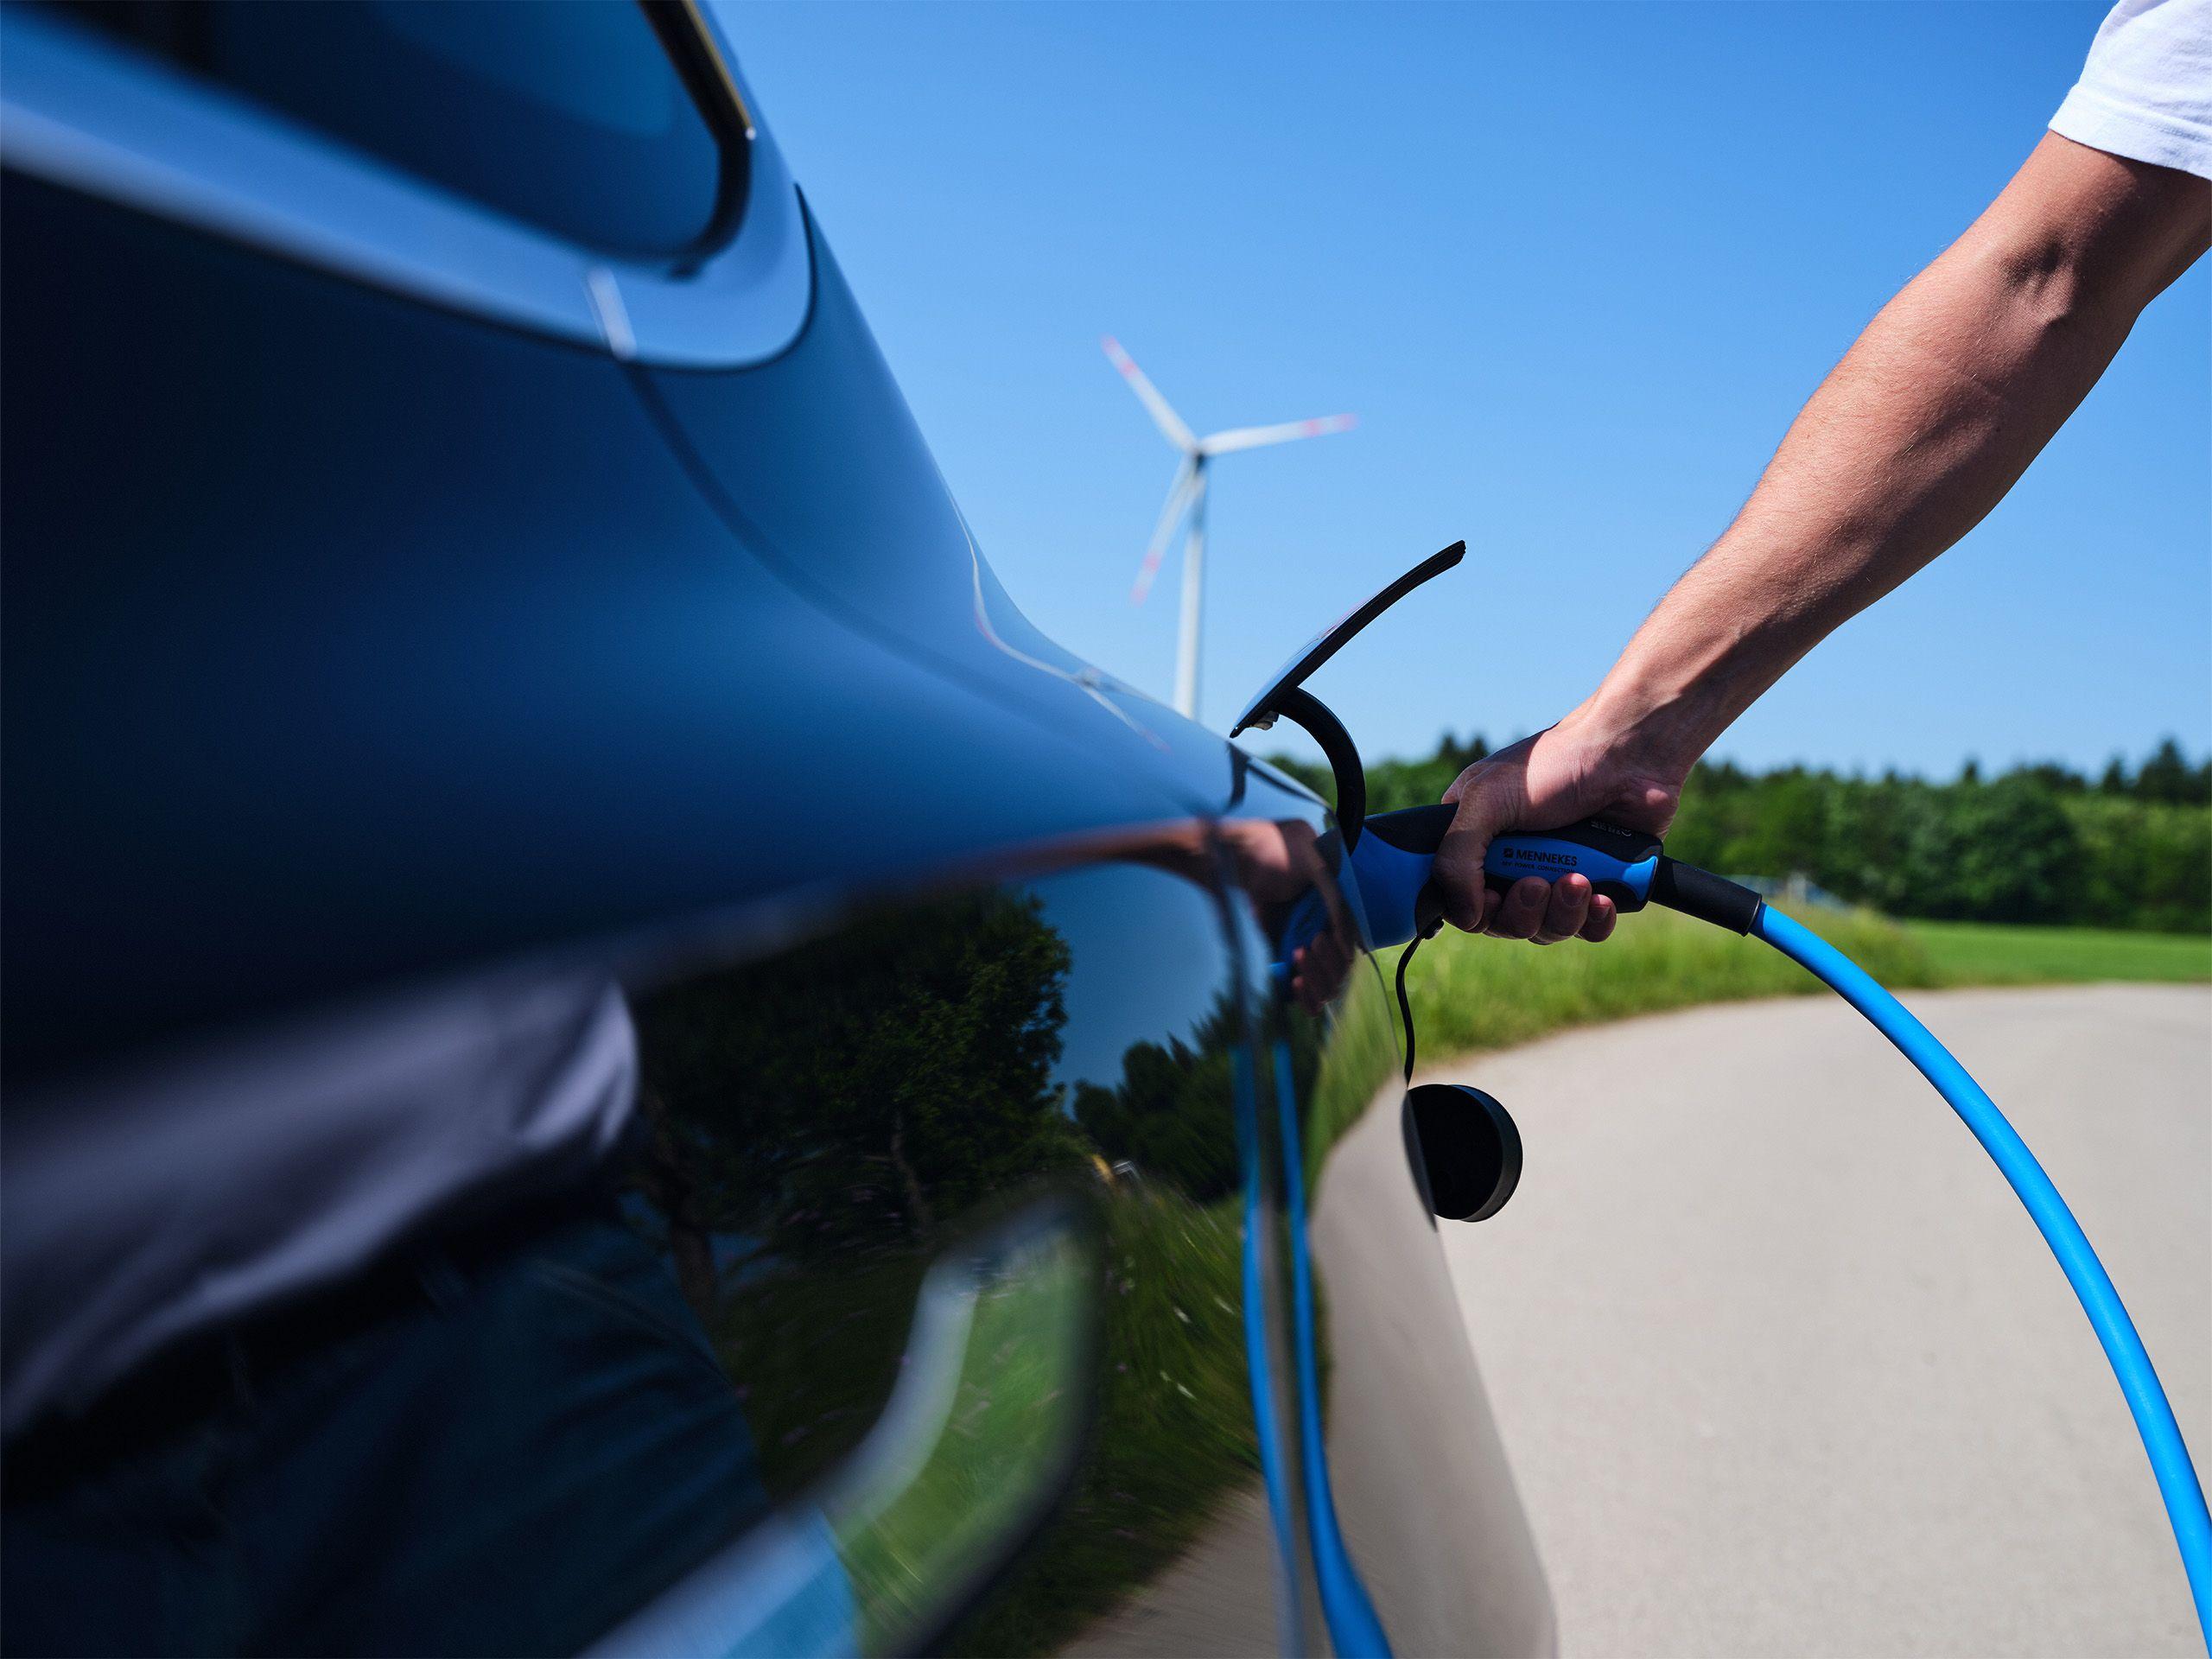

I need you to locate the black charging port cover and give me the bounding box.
[1406,1084,1522,1223]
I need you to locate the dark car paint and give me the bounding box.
[0,22,1554,1649]
[636,200,1276,814]
[1222,770,1557,1657]
[2,175,1217,1085]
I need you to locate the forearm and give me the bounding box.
[1434,141,2202,944]
[1584,136,2209,779]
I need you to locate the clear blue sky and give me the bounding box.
[722,1,2209,779]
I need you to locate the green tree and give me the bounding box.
[2133,736,2206,806]
[1266,731,2209,931]
[1940,772,2082,922]
[636,892,1087,1267]
[1070,997,1242,1202]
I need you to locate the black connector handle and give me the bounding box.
[1650,858,1764,935]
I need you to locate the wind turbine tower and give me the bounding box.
[1103,336,1354,721]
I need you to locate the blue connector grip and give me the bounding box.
[1486,823,1660,911]
[1346,820,1447,949]
[1338,809,1668,950]
[1321,804,2211,1639]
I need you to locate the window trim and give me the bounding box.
[0,2,812,368]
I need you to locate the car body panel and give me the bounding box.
[1222,768,1557,1657]
[2,174,1199,1084]
[0,9,1552,1653]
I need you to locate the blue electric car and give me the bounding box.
[0,4,1553,1652]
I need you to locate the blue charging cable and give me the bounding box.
[1752,906,2212,1642]
[1337,803,2212,1645]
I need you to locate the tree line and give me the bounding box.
[1267,736,2212,934]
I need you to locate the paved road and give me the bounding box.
[1440,984,2211,1658]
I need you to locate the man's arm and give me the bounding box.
[1435,133,2210,944]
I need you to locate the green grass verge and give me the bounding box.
[719,1190,1256,1659]
[1905,919,2212,985]
[842,1228,1092,1654]
[1404,904,1940,1067]
[715,1250,931,1502]
[945,1190,1253,1657]
[1400,906,2209,1079]
[715,908,2205,1656]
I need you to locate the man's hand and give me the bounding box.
[1215,817,1356,1012]
[1434,135,2204,950]
[1433,712,1682,942]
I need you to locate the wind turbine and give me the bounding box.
[1103,336,1354,721]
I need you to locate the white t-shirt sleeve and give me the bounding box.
[2050,0,2212,180]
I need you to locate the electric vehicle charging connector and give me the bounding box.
[1347,804,2212,1646]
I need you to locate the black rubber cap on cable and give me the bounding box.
[1649,857,1764,933]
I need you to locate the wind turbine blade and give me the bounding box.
[1102,335,1198,454]
[1132,461,1202,604]
[1198,413,1357,456]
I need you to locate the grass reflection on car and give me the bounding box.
[626,881,1263,1654]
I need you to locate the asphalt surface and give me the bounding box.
[1440,984,2212,1659]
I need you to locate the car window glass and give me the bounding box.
[46,0,733,257]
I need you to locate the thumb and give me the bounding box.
[1433,769,1521,933]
